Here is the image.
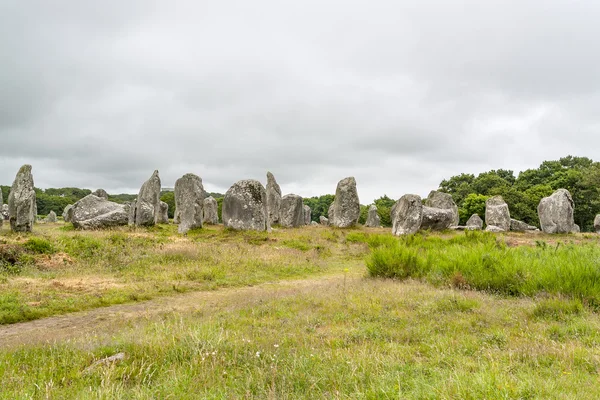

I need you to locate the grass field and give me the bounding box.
[1,222,600,398]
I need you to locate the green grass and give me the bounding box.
[367,230,600,307]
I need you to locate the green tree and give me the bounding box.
[458,194,488,225]
[373,195,396,227]
[160,192,175,218]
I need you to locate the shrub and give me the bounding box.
[532,299,584,320]
[23,237,56,254]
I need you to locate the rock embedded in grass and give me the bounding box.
[223,179,269,231]
[203,196,219,225]
[46,210,57,223]
[425,190,459,226]
[538,189,578,234]
[510,218,538,232]
[485,195,510,232]
[365,204,380,228]
[331,177,360,228]
[134,170,162,227]
[466,214,483,230]
[266,172,282,226]
[8,164,36,232]
[63,204,73,223]
[174,173,205,234]
[70,194,129,229]
[280,194,304,228]
[392,194,423,236]
[320,216,329,225]
[303,205,311,225]
[157,201,169,224]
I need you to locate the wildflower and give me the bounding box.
[256,351,261,358]
[274,344,279,348]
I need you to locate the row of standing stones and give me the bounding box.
[1,164,590,236]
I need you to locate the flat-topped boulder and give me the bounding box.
[392,194,423,236]
[8,165,36,232]
[266,172,282,226]
[331,177,360,228]
[538,189,578,234]
[203,196,219,225]
[420,206,455,231]
[71,194,129,229]
[174,173,205,234]
[279,194,304,228]
[134,170,161,226]
[222,179,269,231]
[485,196,510,232]
[365,204,380,228]
[425,191,459,226]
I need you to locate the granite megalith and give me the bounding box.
[279,194,304,228]
[538,189,577,234]
[134,170,161,226]
[174,173,205,234]
[485,196,510,232]
[392,194,423,236]
[222,179,269,231]
[8,165,36,232]
[365,205,380,228]
[331,177,360,228]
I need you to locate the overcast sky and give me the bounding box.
[1,1,599,203]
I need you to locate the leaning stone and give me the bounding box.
[174,173,205,234]
[320,216,329,225]
[466,214,484,230]
[420,206,455,231]
[8,164,36,232]
[91,189,108,200]
[156,201,169,224]
[222,179,269,231]
[510,218,538,232]
[425,191,459,226]
[365,205,380,228]
[134,170,161,226]
[331,177,360,228]
[266,172,282,226]
[63,205,73,222]
[46,211,57,223]
[538,189,577,234]
[392,194,423,236]
[485,225,505,233]
[203,196,219,225]
[71,194,129,229]
[279,194,304,228]
[303,205,311,225]
[485,196,510,232]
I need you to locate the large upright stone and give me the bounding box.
[46,211,57,223]
[266,172,282,226]
[392,194,423,236]
[280,194,304,228]
[134,170,161,226]
[328,203,335,221]
[466,214,483,230]
[127,199,137,225]
[203,196,219,225]
[8,165,36,232]
[425,191,459,227]
[303,205,311,225]
[365,205,380,228]
[157,201,169,224]
[223,180,269,231]
[331,177,360,228]
[174,173,204,234]
[71,194,129,229]
[63,205,73,223]
[485,196,510,232]
[91,189,109,200]
[538,189,577,234]
[1,204,8,221]
[420,206,455,231]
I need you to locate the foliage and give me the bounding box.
[303,195,335,222]
[458,194,488,225]
[160,191,175,218]
[373,195,396,227]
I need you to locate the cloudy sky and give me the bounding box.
[1,1,599,203]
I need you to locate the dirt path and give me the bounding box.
[0,274,355,349]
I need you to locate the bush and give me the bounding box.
[532,299,584,320]
[23,237,56,254]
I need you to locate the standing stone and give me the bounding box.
[303,205,311,225]
[392,194,423,236]
[328,203,335,221]
[8,165,36,232]
[46,211,57,223]
[331,177,360,228]
[63,205,73,223]
[203,196,219,225]
[71,194,129,229]
[320,216,329,225]
[425,191,459,227]
[466,214,483,230]
[222,179,269,231]
[538,189,577,234]
[157,201,169,224]
[1,204,9,221]
[91,189,109,200]
[280,194,304,228]
[266,172,282,226]
[127,199,137,225]
[365,205,380,228]
[485,195,510,232]
[420,206,455,231]
[174,173,205,234]
[134,170,161,226]
[594,215,600,233]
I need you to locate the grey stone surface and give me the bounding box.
[2,204,9,221]
[127,199,137,225]
[8,164,36,232]
[46,210,57,223]
[174,173,205,234]
[485,196,510,232]
[311,221,318,226]
[510,218,538,232]
[203,196,219,225]
[266,172,282,226]
[538,189,578,234]
[420,206,455,231]
[331,177,360,228]
[365,204,380,228]
[71,194,129,229]
[485,225,505,233]
[320,216,329,225]
[303,205,311,225]
[425,191,459,226]
[91,189,109,200]
[328,203,335,221]
[595,215,600,233]
[222,179,269,231]
[157,201,169,224]
[63,204,73,222]
[279,194,304,228]
[134,170,161,226]
[392,194,423,236]
[466,214,484,230]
